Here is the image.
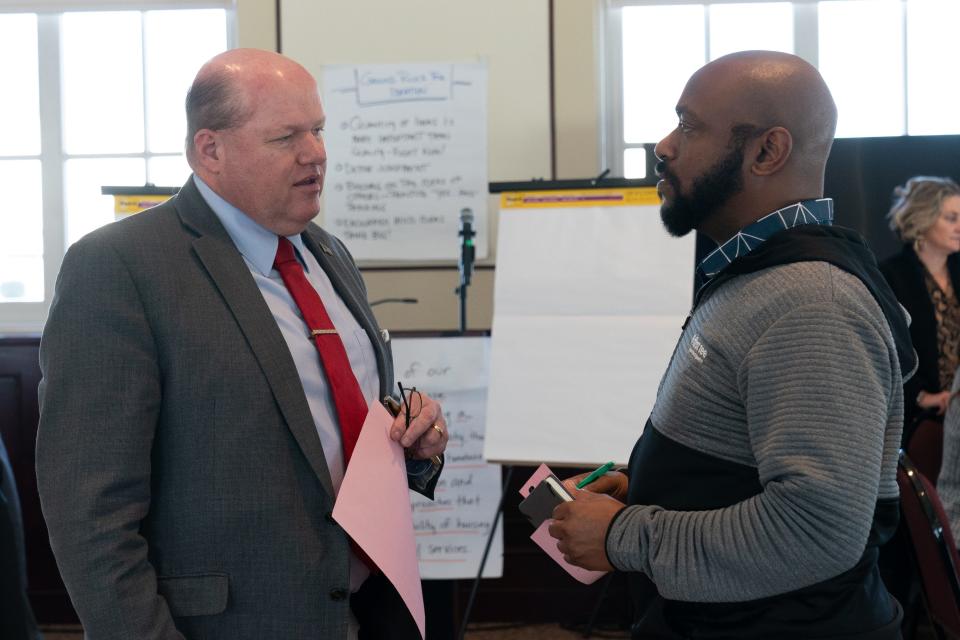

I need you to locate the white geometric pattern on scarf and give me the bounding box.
[699,199,833,279]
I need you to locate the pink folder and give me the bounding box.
[520,464,607,585]
[333,402,425,639]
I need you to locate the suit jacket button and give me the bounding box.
[330,588,348,601]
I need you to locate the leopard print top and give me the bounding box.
[924,269,960,390]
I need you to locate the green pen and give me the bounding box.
[576,461,615,489]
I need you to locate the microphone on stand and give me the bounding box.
[458,207,476,289]
[456,208,476,334]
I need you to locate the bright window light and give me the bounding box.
[148,154,192,188]
[144,9,228,153]
[61,12,145,154]
[0,6,231,326]
[0,160,43,302]
[623,148,647,179]
[906,0,960,135]
[622,5,705,144]
[0,14,40,156]
[709,2,794,60]
[609,1,960,197]
[819,0,904,137]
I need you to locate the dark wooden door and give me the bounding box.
[0,336,77,623]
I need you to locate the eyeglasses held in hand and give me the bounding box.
[397,381,422,431]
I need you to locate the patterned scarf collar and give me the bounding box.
[697,198,834,283]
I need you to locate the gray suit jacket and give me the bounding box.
[36,177,407,639]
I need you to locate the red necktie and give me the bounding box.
[274,237,379,573]
[273,237,369,464]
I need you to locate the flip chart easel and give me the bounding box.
[483,179,696,467]
[457,178,696,637]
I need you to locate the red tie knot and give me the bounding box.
[274,236,300,268]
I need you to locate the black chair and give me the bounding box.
[908,415,944,484]
[898,450,960,639]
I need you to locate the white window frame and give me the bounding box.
[0,1,236,333]
[603,0,922,178]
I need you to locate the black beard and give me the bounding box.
[659,142,746,238]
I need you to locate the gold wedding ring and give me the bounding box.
[431,423,444,436]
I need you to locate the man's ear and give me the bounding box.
[751,127,792,176]
[192,129,224,174]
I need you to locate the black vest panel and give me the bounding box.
[624,421,899,639]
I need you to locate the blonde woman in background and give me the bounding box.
[880,176,960,446]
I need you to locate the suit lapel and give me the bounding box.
[174,179,336,499]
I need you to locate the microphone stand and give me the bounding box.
[453,209,485,638]
[457,284,468,334]
[456,214,475,335]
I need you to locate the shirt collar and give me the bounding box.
[193,175,309,276]
[697,198,834,282]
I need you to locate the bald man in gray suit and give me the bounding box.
[36,49,447,640]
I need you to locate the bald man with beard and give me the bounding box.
[549,51,914,639]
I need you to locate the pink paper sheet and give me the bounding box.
[520,465,608,585]
[333,402,425,639]
[519,463,554,499]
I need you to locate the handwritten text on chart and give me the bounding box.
[356,68,452,105]
[393,336,501,578]
[331,116,478,242]
[410,388,501,575]
[322,63,488,261]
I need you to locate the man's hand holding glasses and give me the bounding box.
[388,382,447,465]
